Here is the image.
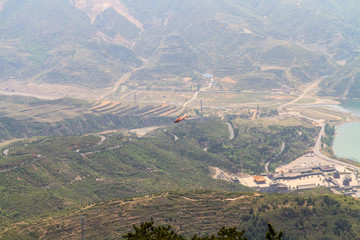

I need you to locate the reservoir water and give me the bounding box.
[333,100,360,162]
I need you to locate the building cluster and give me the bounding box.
[236,163,360,198]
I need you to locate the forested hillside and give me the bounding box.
[166,117,318,174]
[0,117,318,228]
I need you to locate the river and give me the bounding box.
[333,100,360,162]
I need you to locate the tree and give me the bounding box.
[124,222,283,240]
[191,226,247,240]
[123,222,185,240]
[265,223,283,240]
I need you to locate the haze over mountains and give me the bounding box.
[3,1,360,239]
[0,0,360,96]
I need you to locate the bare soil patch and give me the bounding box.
[221,77,236,84]
[0,80,105,99]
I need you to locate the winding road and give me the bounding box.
[182,80,213,107]
[226,122,234,140]
[277,77,322,111]
[99,58,149,100]
[99,73,131,100]
[277,76,360,171]
[265,142,285,174]
[96,135,107,146]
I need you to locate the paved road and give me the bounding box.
[226,122,234,140]
[170,133,179,141]
[183,80,212,107]
[265,161,270,174]
[99,72,131,100]
[96,135,107,146]
[283,113,360,171]
[100,58,149,100]
[265,142,285,174]
[275,76,360,170]
[278,78,322,111]
[3,149,8,157]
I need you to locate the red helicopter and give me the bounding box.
[174,114,189,123]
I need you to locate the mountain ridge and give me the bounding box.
[1,0,360,95]
[70,0,144,30]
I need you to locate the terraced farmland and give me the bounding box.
[0,96,178,141]
[89,101,182,117]
[90,101,122,113]
[0,99,88,123]
[2,192,256,239]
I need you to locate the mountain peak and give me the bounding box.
[0,0,7,12]
[69,0,143,31]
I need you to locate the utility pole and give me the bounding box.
[200,100,203,114]
[81,215,85,240]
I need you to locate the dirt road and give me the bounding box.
[226,122,234,140]
[278,77,322,110]
[182,80,212,107]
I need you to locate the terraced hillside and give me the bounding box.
[0,95,181,141]
[89,100,182,117]
[2,190,359,240]
[0,116,318,229]
[0,124,249,227]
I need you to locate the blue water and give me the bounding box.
[333,100,360,162]
[337,100,360,116]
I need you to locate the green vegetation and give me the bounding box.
[320,61,360,98]
[124,222,281,240]
[0,113,173,141]
[21,39,49,65]
[124,222,249,240]
[321,123,335,155]
[2,1,360,239]
[0,117,316,229]
[0,89,347,240]
[227,119,317,174]
[3,190,360,239]
[0,123,248,224]
[167,118,318,174]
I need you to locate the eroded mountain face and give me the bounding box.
[68,0,143,47]
[1,0,360,95]
[70,0,143,29]
[0,0,142,88]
